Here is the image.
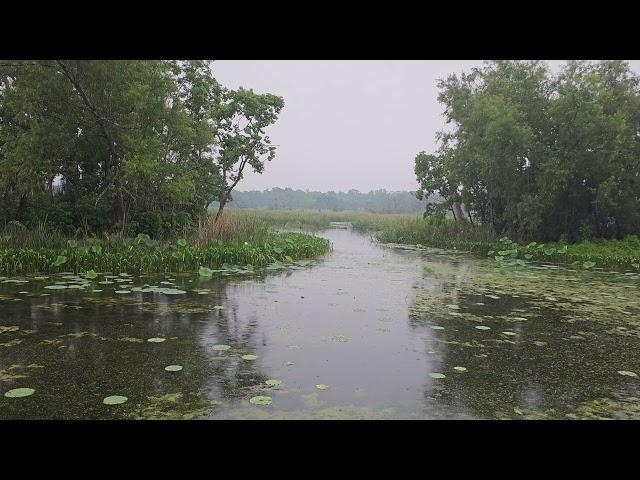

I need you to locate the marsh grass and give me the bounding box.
[0,211,330,275]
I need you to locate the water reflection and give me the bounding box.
[1,229,640,419]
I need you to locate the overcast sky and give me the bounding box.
[213,60,640,193]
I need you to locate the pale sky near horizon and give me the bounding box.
[213,60,640,193]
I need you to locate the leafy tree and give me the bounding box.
[211,87,284,221]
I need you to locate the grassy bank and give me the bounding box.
[229,208,416,232]
[0,213,330,275]
[372,217,640,271]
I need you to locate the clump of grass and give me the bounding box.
[192,212,270,247]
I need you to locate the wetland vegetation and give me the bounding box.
[2,60,640,420]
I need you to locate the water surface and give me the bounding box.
[1,228,640,419]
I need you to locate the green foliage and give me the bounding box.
[414,60,640,243]
[0,232,330,275]
[0,60,284,235]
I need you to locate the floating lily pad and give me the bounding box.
[103,395,128,405]
[334,334,349,342]
[475,325,491,330]
[249,395,272,405]
[618,370,638,378]
[213,305,224,310]
[4,387,35,398]
[85,270,98,279]
[147,337,166,343]
[429,373,446,379]
[241,354,258,360]
[265,379,282,386]
[44,285,68,290]
[502,331,517,336]
[453,366,467,372]
[212,344,231,351]
[165,365,183,372]
[315,384,330,390]
[114,290,131,294]
[198,266,213,277]
[430,326,445,330]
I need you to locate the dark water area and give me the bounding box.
[1,228,640,419]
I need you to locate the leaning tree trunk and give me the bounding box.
[451,192,470,224]
[215,194,227,222]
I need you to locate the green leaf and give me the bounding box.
[265,379,282,386]
[53,255,67,267]
[241,354,258,360]
[85,270,98,279]
[177,239,187,247]
[67,239,77,248]
[315,384,330,390]
[164,365,183,372]
[429,373,446,379]
[249,395,272,405]
[583,261,596,269]
[103,395,128,405]
[4,387,35,398]
[199,266,213,277]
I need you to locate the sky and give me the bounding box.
[213,60,640,193]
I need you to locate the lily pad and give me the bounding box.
[265,379,282,386]
[85,270,98,279]
[212,344,231,351]
[147,337,166,343]
[4,387,35,398]
[475,325,491,330]
[334,334,349,342]
[453,366,467,372]
[618,370,638,378]
[103,395,128,405]
[249,395,272,405]
[241,354,258,361]
[429,373,446,379]
[164,365,183,372]
[430,326,445,330]
[315,384,330,390]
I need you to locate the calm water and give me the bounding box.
[1,228,640,419]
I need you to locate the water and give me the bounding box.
[1,228,640,419]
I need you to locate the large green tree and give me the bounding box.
[415,60,640,242]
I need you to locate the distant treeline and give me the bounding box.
[226,188,436,213]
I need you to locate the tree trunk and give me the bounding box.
[215,195,227,222]
[452,200,470,224]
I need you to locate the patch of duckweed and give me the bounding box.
[128,393,221,419]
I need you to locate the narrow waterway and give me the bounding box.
[1,228,640,419]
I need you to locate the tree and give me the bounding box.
[211,87,284,221]
[414,60,640,242]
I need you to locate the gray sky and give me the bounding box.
[213,60,640,193]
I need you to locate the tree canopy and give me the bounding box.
[0,60,283,237]
[415,60,640,242]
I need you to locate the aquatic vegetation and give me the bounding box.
[249,395,273,405]
[265,379,282,386]
[315,384,330,390]
[4,387,35,398]
[103,395,128,405]
[212,344,231,351]
[241,354,258,361]
[165,365,183,372]
[147,338,166,343]
[0,232,330,275]
[128,393,221,420]
[429,373,446,379]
